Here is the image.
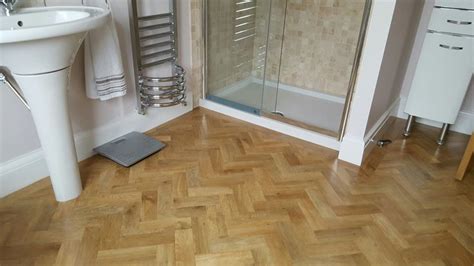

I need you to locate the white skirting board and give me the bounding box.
[199,99,341,151]
[354,96,473,166]
[396,96,473,135]
[339,98,401,166]
[364,98,401,144]
[0,150,49,198]
[362,98,401,161]
[0,93,193,198]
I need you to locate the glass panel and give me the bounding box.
[262,0,367,136]
[205,0,272,115]
[261,0,286,114]
[204,0,369,137]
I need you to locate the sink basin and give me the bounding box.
[1,6,109,75]
[0,6,110,202]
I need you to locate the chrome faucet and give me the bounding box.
[1,0,17,16]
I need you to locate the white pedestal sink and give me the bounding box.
[0,6,110,201]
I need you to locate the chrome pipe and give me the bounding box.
[141,83,185,92]
[142,87,185,96]
[142,75,185,83]
[141,40,175,52]
[0,72,30,110]
[142,74,185,83]
[141,90,184,100]
[141,48,176,60]
[141,56,176,68]
[128,0,145,114]
[139,31,175,41]
[171,0,178,67]
[139,22,174,31]
[138,13,172,21]
[144,94,186,108]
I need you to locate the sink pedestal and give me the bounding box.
[1,6,110,201]
[13,68,82,202]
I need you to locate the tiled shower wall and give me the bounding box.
[190,0,204,106]
[205,0,258,94]
[258,0,366,97]
[191,0,366,103]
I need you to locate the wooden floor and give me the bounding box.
[1,108,473,265]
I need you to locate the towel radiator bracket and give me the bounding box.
[129,0,186,115]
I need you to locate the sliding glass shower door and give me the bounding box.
[205,0,369,137]
[205,0,271,115]
[260,0,368,136]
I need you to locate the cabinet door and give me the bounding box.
[405,33,473,124]
[429,8,474,36]
[435,0,474,10]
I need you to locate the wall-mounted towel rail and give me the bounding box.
[129,0,186,114]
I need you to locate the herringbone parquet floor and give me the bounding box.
[1,108,473,265]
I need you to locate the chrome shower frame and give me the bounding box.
[338,0,373,141]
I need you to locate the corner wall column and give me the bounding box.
[338,0,397,166]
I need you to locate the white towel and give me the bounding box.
[85,0,127,101]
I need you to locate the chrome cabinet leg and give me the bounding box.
[437,123,450,145]
[403,115,415,137]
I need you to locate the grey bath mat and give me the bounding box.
[94,131,166,167]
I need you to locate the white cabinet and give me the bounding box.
[405,33,473,124]
[405,4,473,127]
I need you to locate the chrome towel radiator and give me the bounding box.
[128,0,187,115]
[232,0,266,71]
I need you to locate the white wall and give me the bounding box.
[365,0,425,135]
[338,0,397,166]
[0,0,194,196]
[0,83,40,162]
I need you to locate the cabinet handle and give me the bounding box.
[439,44,464,50]
[447,19,472,25]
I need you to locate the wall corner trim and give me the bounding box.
[337,0,397,166]
[338,136,366,166]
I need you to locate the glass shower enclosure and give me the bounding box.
[204,0,370,138]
